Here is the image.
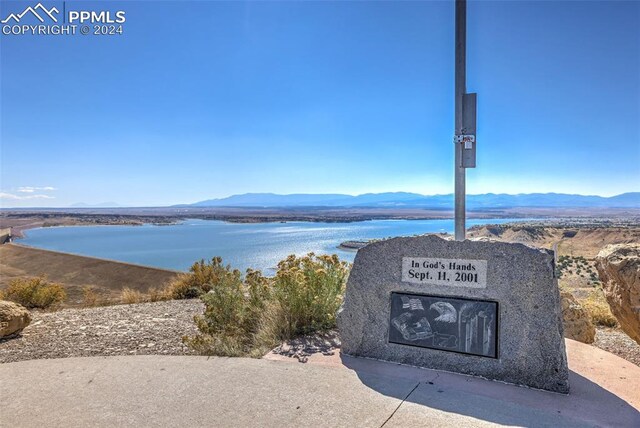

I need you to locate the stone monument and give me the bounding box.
[337,235,569,393]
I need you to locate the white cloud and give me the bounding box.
[17,186,56,193]
[0,192,55,200]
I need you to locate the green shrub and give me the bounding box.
[165,257,235,299]
[272,253,349,336]
[2,276,66,309]
[184,267,272,357]
[117,257,253,305]
[163,274,199,299]
[184,253,350,357]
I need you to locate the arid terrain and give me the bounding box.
[467,220,640,257]
[0,244,179,306]
[466,220,640,300]
[1,216,638,366]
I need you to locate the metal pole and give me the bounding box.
[454,0,466,241]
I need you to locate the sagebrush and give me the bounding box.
[272,253,348,336]
[184,254,349,357]
[164,257,234,299]
[1,276,66,309]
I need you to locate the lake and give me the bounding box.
[19,218,530,273]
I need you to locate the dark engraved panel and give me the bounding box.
[389,292,498,358]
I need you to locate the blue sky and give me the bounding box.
[1,0,638,207]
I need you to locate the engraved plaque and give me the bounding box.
[389,292,498,358]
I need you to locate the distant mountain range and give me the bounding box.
[182,192,640,209]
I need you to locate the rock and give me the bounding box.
[338,235,569,393]
[596,244,640,344]
[0,300,31,339]
[560,291,595,343]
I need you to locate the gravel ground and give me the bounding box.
[2,301,639,368]
[594,327,640,367]
[0,300,203,363]
[271,330,341,362]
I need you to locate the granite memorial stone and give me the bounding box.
[337,235,569,393]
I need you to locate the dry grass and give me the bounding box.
[148,286,169,302]
[118,286,171,305]
[579,289,618,328]
[120,287,148,304]
[1,276,66,309]
[81,286,100,307]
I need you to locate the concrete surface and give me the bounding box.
[1,339,639,427]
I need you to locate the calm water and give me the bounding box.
[20,218,530,273]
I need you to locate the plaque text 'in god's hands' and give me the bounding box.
[402,257,487,288]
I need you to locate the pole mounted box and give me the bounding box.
[460,92,477,168]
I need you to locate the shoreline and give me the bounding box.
[3,206,638,239]
[8,214,640,239]
[6,219,183,239]
[15,220,188,240]
[10,217,640,266]
[3,215,487,239]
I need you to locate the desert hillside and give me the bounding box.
[467,223,640,257]
[0,244,179,306]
